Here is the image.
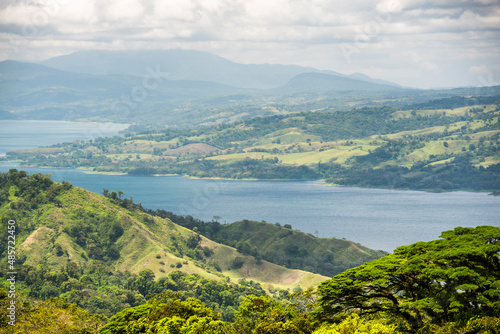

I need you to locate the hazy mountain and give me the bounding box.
[0,60,247,120]
[274,72,402,94]
[0,54,405,125]
[40,49,400,89]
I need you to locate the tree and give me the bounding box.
[233,295,310,334]
[100,298,226,334]
[314,226,500,332]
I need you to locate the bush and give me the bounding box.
[231,257,245,269]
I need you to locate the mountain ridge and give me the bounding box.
[39,49,401,89]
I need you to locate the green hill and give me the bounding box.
[0,170,329,293]
[147,214,385,277]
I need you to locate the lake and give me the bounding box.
[0,120,129,155]
[1,120,499,252]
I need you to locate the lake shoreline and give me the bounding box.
[2,161,496,194]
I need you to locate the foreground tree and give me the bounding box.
[314,226,500,332]
[99,297,234,334]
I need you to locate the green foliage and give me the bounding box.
[233,295,312,334]
[99,297,229,334]
[146,216,385,277]
[313,314,396,334]
[315,226,500,332]
[3,171,499,333]
[0,290,106,334]
[465,316,500,334]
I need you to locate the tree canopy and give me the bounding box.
[314,225,500,332]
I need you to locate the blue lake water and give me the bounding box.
[0,120,129,155]
[1,120,499,252]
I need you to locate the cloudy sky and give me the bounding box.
[0,0,499,88]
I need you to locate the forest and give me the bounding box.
[0,170,499,333]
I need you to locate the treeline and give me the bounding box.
[406,95,500,110]
[5,263,266,321]
[330,156,500,191]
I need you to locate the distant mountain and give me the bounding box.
[348,72,401,87]
[0,60,247,121]
[274,72,402,94]
[40,49,400,89]
[0,54,406,125]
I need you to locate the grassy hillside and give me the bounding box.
[145,214,385,277]
[9,95,500,191]
[0,170,328,293]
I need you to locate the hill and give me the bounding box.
[11,96,500,192]
[0,170,332,290]
[0,49,426,128]
[145,214,385,277]
[274,72,402,94]
[2,50,498,129]
[0,60,247,122]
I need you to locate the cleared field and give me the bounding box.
[278,146,372,165]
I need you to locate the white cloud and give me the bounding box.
[469,65,489,75]
[0,0,499,88]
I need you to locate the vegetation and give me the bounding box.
[314,225,500,333]
[8,97,500,191]
[142,214,385,277]
[0,171,358,321]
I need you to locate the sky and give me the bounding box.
[0,0,499,89]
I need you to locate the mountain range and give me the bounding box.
[0,49,408,126]
[40,49,400,89]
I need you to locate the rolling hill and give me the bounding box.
[11,96,499,192]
